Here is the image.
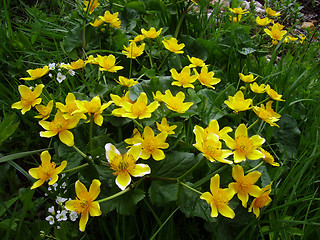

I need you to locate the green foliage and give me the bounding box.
[1,0,320,239]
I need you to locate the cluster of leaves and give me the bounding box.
[1,0,320,239]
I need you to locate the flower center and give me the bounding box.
[213,189,229,207]
[21,92,36,106]
[131,102,147,116]
[237,177,251,193]
[143,137,158,154]
[202,139,222,158]
[254,193,269,208]
[234,136,254,156]
[110,154,136,175]
[74,199,89,214]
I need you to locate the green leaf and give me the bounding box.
[149,151,195,178]
[178,182,214,222]
[274,114,301,158]
[148,182,178,206]
[125,1,147,13]
[238,47,256,55]
[0,113,19,145]
[0,196,20,218]
[0,149,46,163]
[100,188,145,215]
[0,218,18,231]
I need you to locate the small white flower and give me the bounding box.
[56,196,68,205]
[48,63,56,70]
[60,182,67,189]
[68,69,75,76]
[56,72,66,83]
[48,73,53,78]
[45,215,55,225]
[69,211,78,222]
[56,210,68,222]
[48,206,55,215]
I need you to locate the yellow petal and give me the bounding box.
[200,192,213,204]
[75,180,88,199]
[246,149,264,160]
[248,185,263,198]
[40,130,57,138]
[116,173,131,190]
[238,191,249,208]
[232,165,244,181]
[218,205,235,219]
[30,179,45,189]
[233,151,246,163]
[65,200,76,212]
[152,149,165,161]
[210,203,218,217]
[48,174,58,185]
[127,144,142,160]
[250,135,265,148]
[247,171,262,184]
[235,124,247,137]
[89,202,102,216]
[131,164,151,177]
[55,161,67,174]
[105,143,121,162]
[94,114,103,126]
[29,167,39,179]
[210,174,220,193]
[89,179,101,200]
[79,211,89,232]
[59,130,74,146]
[11,101,23,110]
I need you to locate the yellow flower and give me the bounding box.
[229,15,242,23]
[187,55,207,68]
[228,165,263,208]
[162,37,185,54]
[130,34,146,42]
[99,11,119,23]
[265,7,281,17]
[265,85,285,101]
[85,55,99,64]
[110,91,135,117]
[239,73,258,83]
[83,0,100,14]
[12,84,44,114]
[228,7,248,15]
[74,96,112,126]
[193,119,233,142]
[122,42,145,59]
[259,148,280,166]
[129,126,169,161]
[253,101,281,127]
[39,110,80,146]
[152,91,165,102]
[65,180,102,231]
[115,76,138,87]
[200,174,235,218]
[249,182,273,218]
[224,124,265,163]
[284,35,298,43]
[105,143,151,190]
[124,128,142,145]
[110,20,121,28]
[96,54,124,72]
[20,66,49,81]
[60,59,86,70]
[141,27,162,38]
[35,100,54,120]
[170,66,198,89]
[224,91,253,113]
[256,16,271,26]
[299,34,306,44]
[156,118,177,135]
[162,90,193,113]
[193,131,233,164]
[194,66,221,89]
[250,82,266,93]
[29,151,67,189]
[56,93,87,120]
[120,92,159,119]
[264,24,287,45]
[191,0,198,5]
[90,19,104,27]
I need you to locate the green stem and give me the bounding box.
[246,160,264,173]
[174,10,187,38]
[247,118,260,131]
[62,163,89,173]
[178,157,205,181]
[97,188,131,203]
[158,52,170,71]
[72,145,87,159]
[129,58,133,79]
[178,181,203,195]
[132,119,144,131]
[89,115,94,152]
